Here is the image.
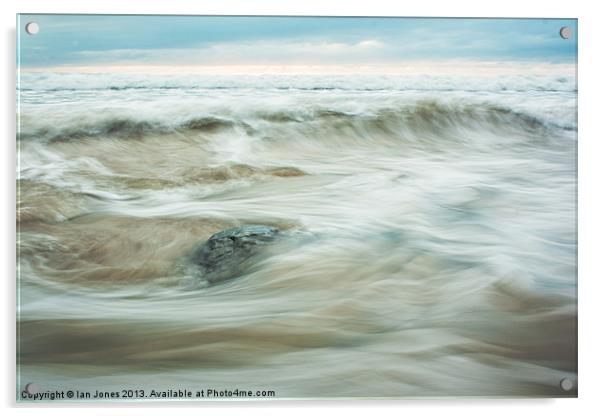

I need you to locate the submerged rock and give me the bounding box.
[192,225,280,283]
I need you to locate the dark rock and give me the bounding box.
[193,225,280,283]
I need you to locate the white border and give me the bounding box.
[3,1,601,415]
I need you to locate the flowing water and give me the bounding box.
[17,71,577,398]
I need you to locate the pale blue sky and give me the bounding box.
[17,15,577,67]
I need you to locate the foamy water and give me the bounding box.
[17,71,577,398]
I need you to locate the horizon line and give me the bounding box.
[19,61,576,76]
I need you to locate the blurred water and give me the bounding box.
[17,72,577,397]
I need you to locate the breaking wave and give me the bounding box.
[18,100,574,143]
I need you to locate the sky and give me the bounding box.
[17,15,578,69]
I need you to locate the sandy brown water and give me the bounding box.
[17,78,577,398]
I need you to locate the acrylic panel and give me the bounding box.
[16,15,578,400]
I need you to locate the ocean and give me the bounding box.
[17,70,577,397]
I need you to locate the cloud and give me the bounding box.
[72,38,391,66]
[19,15,577,68]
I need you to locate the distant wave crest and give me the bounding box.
[18,100,574,142]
